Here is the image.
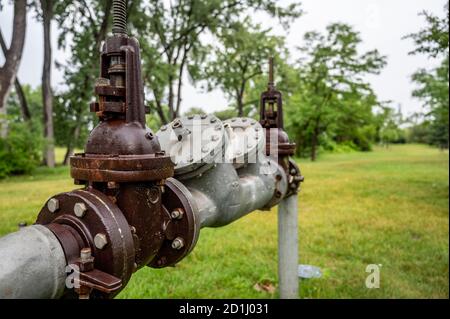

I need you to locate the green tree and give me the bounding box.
[0,0,27,138]
[201,19,287,116]
[129,0,302,123]
[286,23,386,160]
[54,0,112,164]
[378,105,404,147]
[405,1,449,148]
[411,58,449,148]
[0,85,43,178]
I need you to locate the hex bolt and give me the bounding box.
[290,169,297,175]
[172,119,182,129]
[74,202,87,218]
[170,208,184,220]
[160,125,167,131]
[47,198,60,213]
[171,237,185,250]
[94,233,108,250]
[107,181,119,189]
[80,248,92,262]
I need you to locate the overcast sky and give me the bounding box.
[0,0,447,116]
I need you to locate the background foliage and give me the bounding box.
[0,0,448,171]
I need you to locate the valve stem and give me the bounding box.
[268,56,274,90]
[112,0,127,35]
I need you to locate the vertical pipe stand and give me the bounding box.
[278,194,299,299]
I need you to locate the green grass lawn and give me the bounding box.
[0,144,448,298]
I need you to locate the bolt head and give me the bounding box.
[80,248,92,261]
[160,125,167,131]
[94,233,108,250]
[171,237,185,250]
[170,209,183,219]
[74,202,87,218]
[47,198,59,213]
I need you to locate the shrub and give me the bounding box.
[0,122,43,179]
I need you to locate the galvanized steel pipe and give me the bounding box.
[0,225,67,299]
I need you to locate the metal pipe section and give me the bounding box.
[184,159,287,228]
[156,115,289,229]
[0,225,67,299]
[278,194,299,299]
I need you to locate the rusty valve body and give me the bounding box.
[34,31,181,298]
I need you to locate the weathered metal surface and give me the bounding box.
[223,117,265,168]
[116,183,167,268]
[156,114,226,179]
[0,225,67,299]
[36,189,135,298]
[70,153,174,182]
[149,178,200,268]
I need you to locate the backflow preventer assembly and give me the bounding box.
[0,0,303,299]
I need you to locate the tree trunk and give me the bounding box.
[236,88,244,117]
[237,98,244,117]
[14,79,31,121]
[236,79,246,117]
[168,76,175,120]
[0,0,27,137]
[175,61,186,118]
[41,0,55,167]
[0,29,31,121]
[310,119,320,161]
[63,119,81,165]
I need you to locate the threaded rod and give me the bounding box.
[112,0,127,35]
[268,57,274,89]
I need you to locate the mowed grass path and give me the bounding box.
[0,144,448,298]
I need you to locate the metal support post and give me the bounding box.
[278,194,299,299]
